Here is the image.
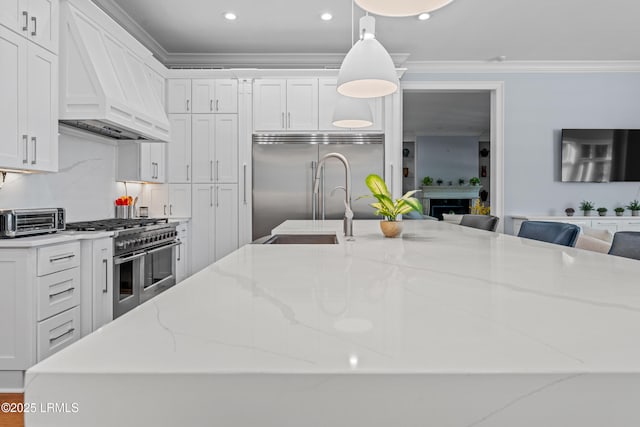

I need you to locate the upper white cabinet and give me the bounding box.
[192,79,238,113]
[145,183,191,218]
[0,0,58,54]
[318,78,383,132]
[253,79,318,131]
[167,114,192,183]
[117,142,165,183]
[192,114,238,184]
[0,25,57,172]
[167,79,192,113]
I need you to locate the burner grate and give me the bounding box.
[66,218,168,231]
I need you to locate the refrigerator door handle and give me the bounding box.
[321,165,326,221]
[311,161,317,220]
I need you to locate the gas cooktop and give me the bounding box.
[66,218,168,232]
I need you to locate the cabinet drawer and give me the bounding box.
[37,241,80,276]
[37,306,81,362]
[36,267,80,321]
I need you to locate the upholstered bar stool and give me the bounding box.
[459,214,500,232]
[517,221,579,247]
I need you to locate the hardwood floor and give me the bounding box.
[0,394,24,427]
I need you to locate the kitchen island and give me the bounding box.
[25,220,640,426]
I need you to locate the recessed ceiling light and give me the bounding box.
[418,13,431,20]
[321,12,333,21]
[224,12,237,21]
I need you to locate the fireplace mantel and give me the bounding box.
[420,185,483,217]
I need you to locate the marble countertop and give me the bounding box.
[25,220,640,426]
[0,230,113,247]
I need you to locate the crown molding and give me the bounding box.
[404,60,640,74]
[168,67,408,80]
[91,0,170,63]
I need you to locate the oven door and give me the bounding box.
[141,242,180,304]
[113,252,144,319]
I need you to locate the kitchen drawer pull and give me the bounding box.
[216,99,220,111]
[103,259,109,293]
[210,160,213,181]
[31,16,37,36]
[22,11,28,31]
[49,253,76,263]
[50,328,75,343]
[50,287,75,298]
[22,135,28,164]
[31,136,37,164]
[186,164,190,181]
[216,160,220,181]
[210,99,213,111]
[186,99,190,111]
[177,240,181,261]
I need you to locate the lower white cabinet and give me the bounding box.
[191,183,238,273]
[0,241,82,375]
[144,183,192,218]
[79,237,113,336]
[175,221,190,283]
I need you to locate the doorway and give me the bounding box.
[400,81,504,230]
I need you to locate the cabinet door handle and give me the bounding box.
[216,99,220,112]
[177,240,181,261]
[163,204,167,216]
[31,137,37,164]
[22,135,28,164]
[243,163,247,205]
[210,160,213,181]
[31,16,37,36]
[50,328,75,344]
[216,186,220,207]
[210,99,213,112]
[22,11,28,31]
[210,186,213,207]
[50,287,75,298]
[169,204,173,216]
[103,259,108,293]
[186,164,190,181]
[216,160,220,181]
[186,99,190,111]
[287,112,291,128]
[49,253,75,263]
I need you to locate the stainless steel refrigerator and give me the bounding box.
[252,134,384,240]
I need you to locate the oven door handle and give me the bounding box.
[114,252,146,265]
[146,241,182,255]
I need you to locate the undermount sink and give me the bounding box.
[262,234,339,245]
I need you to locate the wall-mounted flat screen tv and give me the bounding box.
[561,129,640,182]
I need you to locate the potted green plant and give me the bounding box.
[565,207,575,217]
[597,207,607,217]
[363,174,423,238]
[469,177,481,186]
[614,207,625,217]
[422,176,433,186]
[626,200,640,216]
[579,200,594,216]
[436,178,443,186]
[458,178,465,185]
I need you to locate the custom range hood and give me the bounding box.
[58,0,170,141]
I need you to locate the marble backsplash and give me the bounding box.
[0,131,143,222]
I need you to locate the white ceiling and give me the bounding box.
[94,0,640,67]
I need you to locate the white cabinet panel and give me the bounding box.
[36,306,80,362]
[117,142,164,183]
[36,267,80,322]
[215,183,238,261]
[0,26,27,169]
[167,114,192,183]
[286,79,318,131]
[591,220,619,234]
[253,79,286,131]
[168,184,191,218]
[192,114,215,183]
[191,184,215,273]
[0,0,24,34]
[167,79,191,113]
[192,79,214,113]
[175,222,190,283]
[91,238,112,331]
[215,114,238,183]
[37,241,80,276]
[147,184,169,217]
[26,43,57,171]
[622,219,640,232]
[27,0,58,53]
[214,79,238,113]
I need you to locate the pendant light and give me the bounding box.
[332,95,373,128]
[336,14,399,98]
[354,0,453,17]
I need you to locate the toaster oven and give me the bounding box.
[0,208,66,238]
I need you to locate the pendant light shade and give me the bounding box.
[332,96,373,128]
[354,0,453,17]
[337,16,399,98]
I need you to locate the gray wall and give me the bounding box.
[403,72,640,232]
[416,136,479,185]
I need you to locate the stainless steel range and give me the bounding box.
[66,218,180,318]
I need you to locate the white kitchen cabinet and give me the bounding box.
[175,221,190,283]
[191,183,238,272]
[77,237,113,335]
[192,79,238,114]
[0,25,57,172]
[318,78,383,131]
[590,219,620,234]
[622,219,640,231]
[0,250,32,370]
[117,142,165,183]
[215,183,238,261]
[192,114,238,183]
[167,78,192,113]
[167,114,192,183]
[253,79,318,131]
[0,0,58,54]
[145,183,191,218]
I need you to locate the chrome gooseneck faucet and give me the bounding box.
[313,152,353,238]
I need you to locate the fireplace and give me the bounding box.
[430,199,470,220]
[420,185,482,221]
